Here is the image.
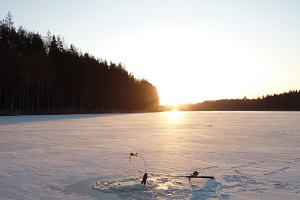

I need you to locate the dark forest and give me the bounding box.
[165,90,300,111]
[192,90,300,111]
[0,13,159,114]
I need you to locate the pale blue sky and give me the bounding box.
[1,0,300,104]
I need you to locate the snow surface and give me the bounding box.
[0,112,299,199]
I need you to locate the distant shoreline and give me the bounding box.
[1,109,300,116]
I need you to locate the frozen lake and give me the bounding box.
[0,111,299,199]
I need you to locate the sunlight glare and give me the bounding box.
[155,30,270,104]
[102,28,270,105]
[166,110,181,122]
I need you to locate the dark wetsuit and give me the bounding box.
[141,173,148,185]
[192,171,199,177]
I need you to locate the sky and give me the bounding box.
[1,0,300,105]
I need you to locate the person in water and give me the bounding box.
[191,171,199,177]
[141,173,148,185]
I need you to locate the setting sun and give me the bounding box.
[156,32,270,105]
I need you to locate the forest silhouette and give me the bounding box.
[1,13,299,115]
[0,13,159,114]
[162,90,300,111]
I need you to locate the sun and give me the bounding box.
[155,30,269,105]
[158,81,198,105]
[159,89,184,105]
[105,28,269,105]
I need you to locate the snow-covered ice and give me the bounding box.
[0,112,299,199]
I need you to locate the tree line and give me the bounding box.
[0,13,159,114]
[169,90,300,111]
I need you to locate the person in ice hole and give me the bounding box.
[191,171,199,177]
[141,173,148,185]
